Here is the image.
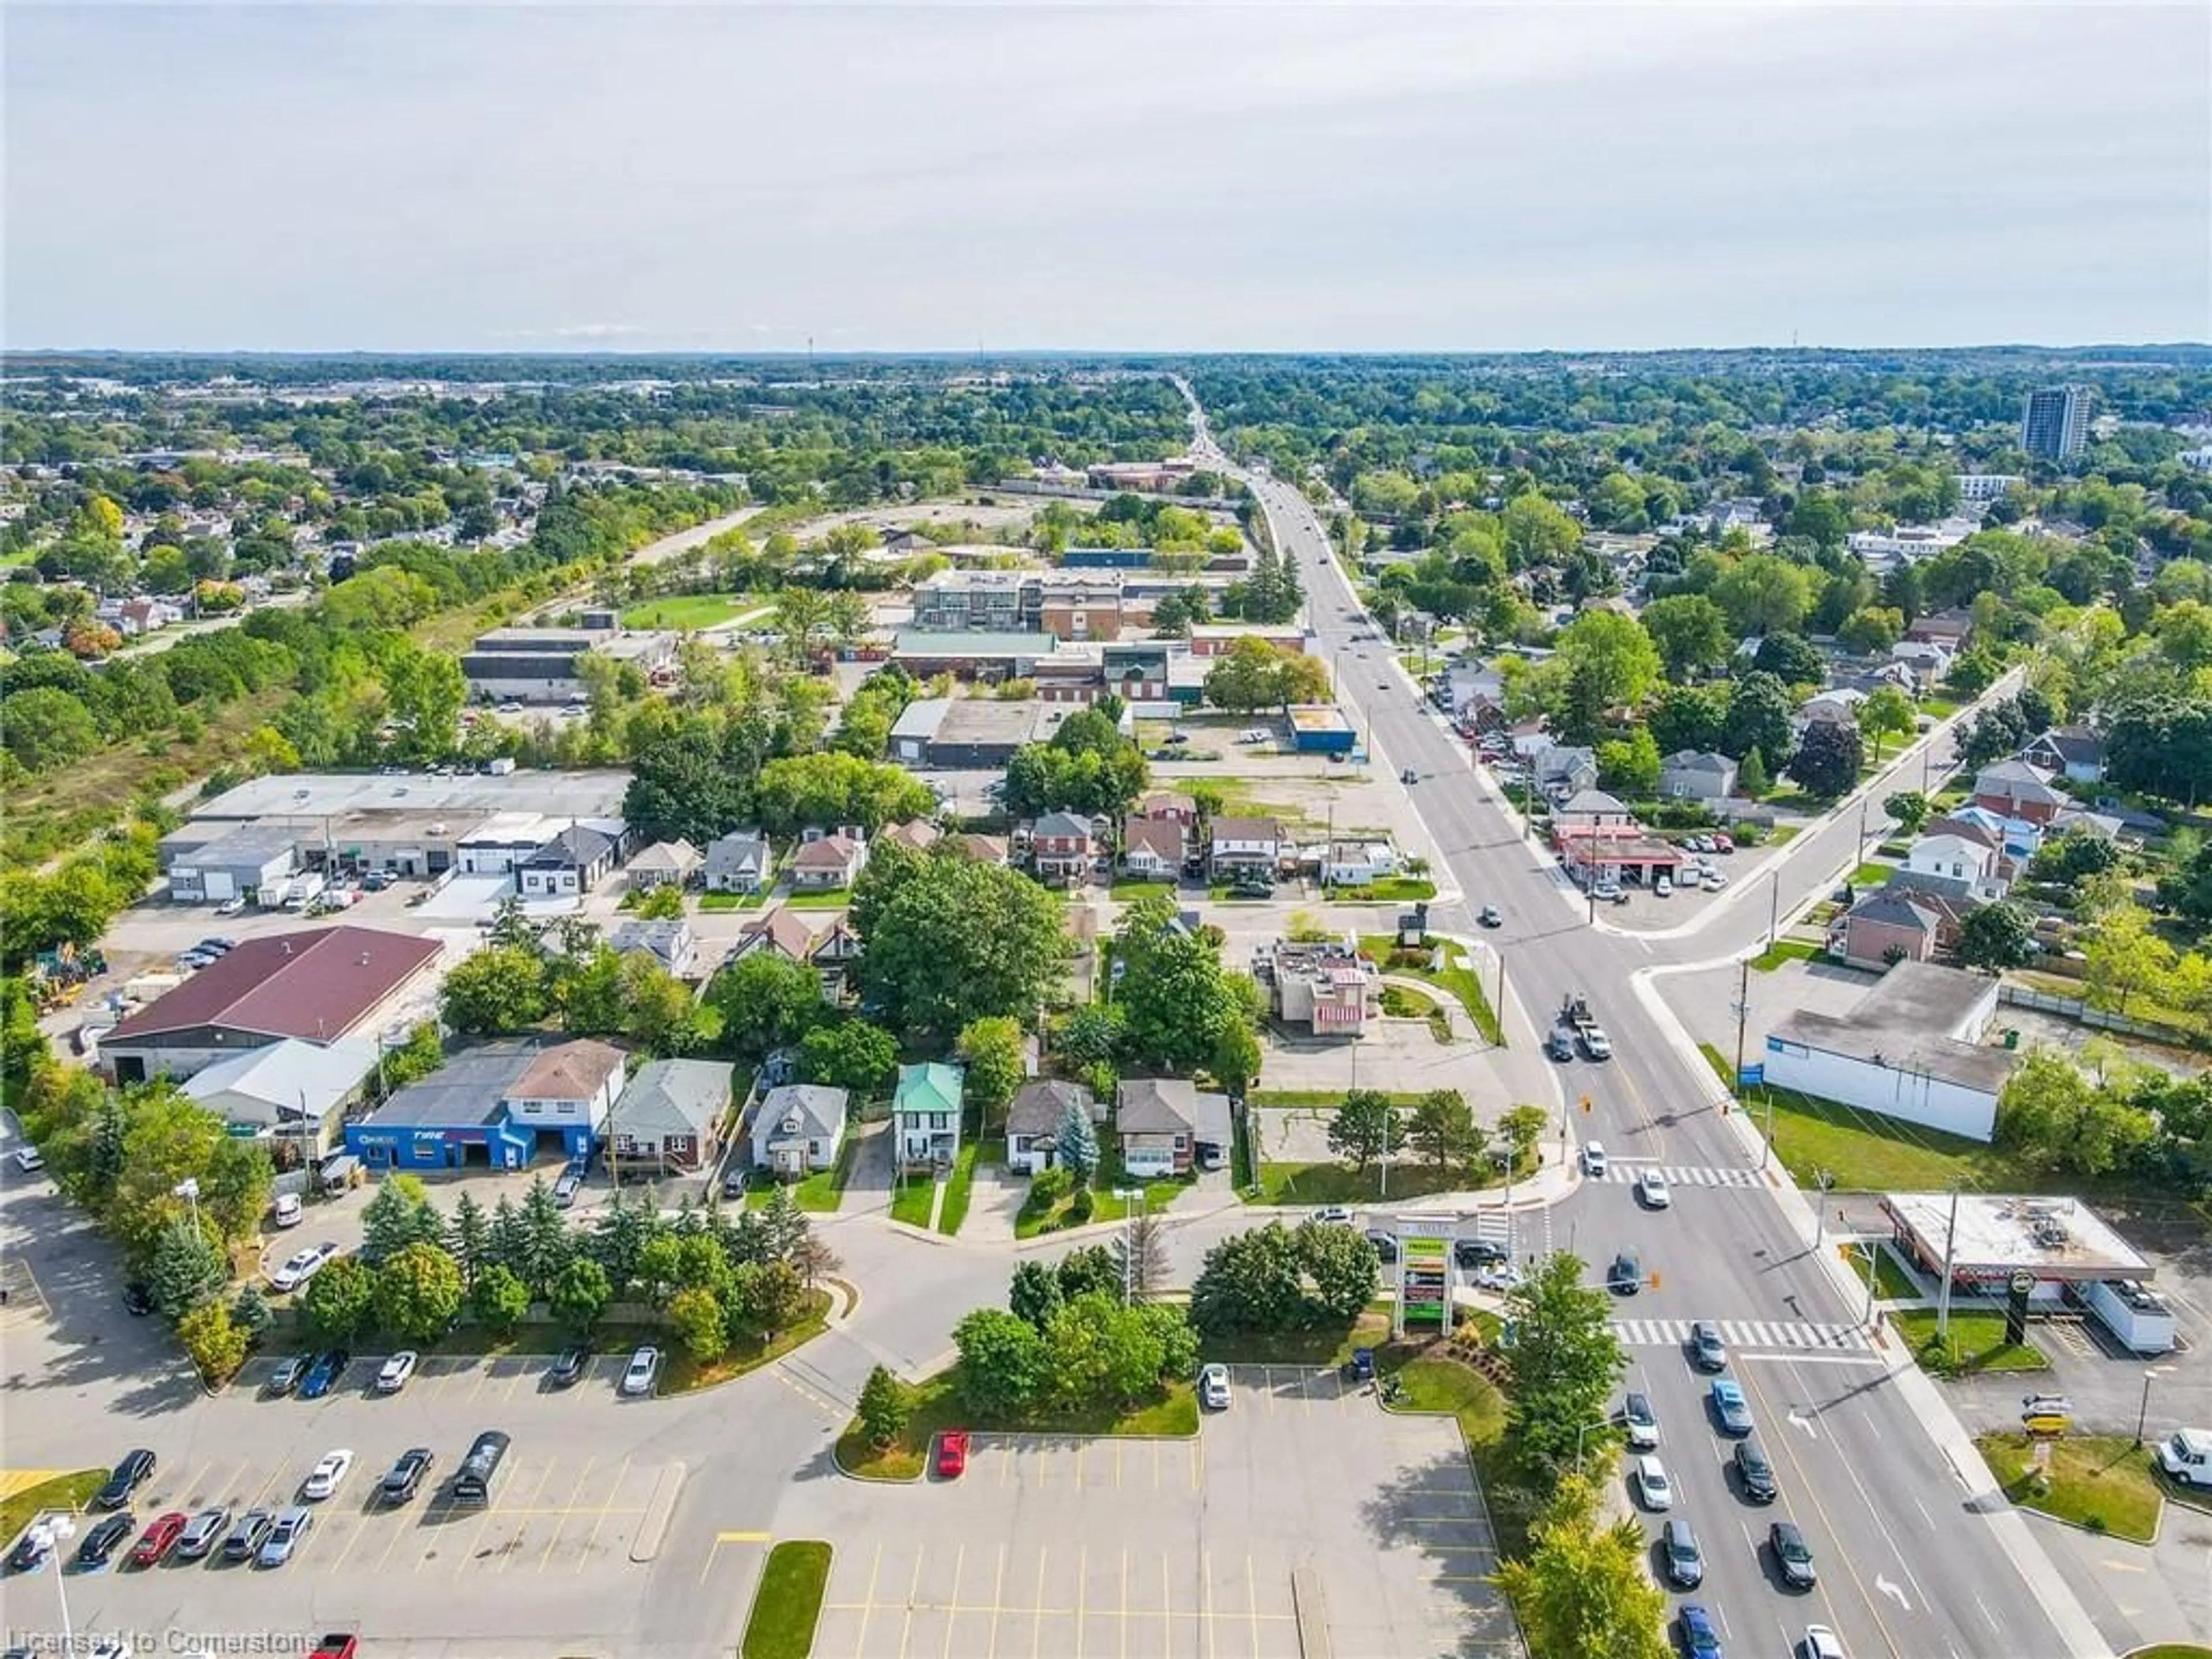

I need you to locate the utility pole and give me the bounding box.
[1861,1233,1882,1327]
[1935,1177,1964,1344]
[1856,801,1870,870]
[1812,1169,1835,1251]
[1767,869,1782,952]
[1115,1187,1141,1306]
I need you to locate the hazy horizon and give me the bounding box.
[9,3,2208,354]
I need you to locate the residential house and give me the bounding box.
[608,918,701,980]
[1115,1077,1232,1176]
[790,831,867,891]
[2020,724,2107,785]
[1207,816,1284,880]
[1555,789,1634,834]
[1120,816,1185,881]
[956,832,1010,866]
[1320,839,1399,887]
[1507,719,1554,761]
[116,597,185,635]
[748,1083,849,1177]
[1660,751,1738,803]
[880,820,942,854]
[703,830,773,895]
[1137,791,1199,827]
[610,1058,730,1174]
[809,919,863,997]
[518,825,620,897]
[1031,812,1096,883]
[1888,640,1954,687]
[1972,761,2067,825]
[626,839,702,891]
[1906,833,2005,900]
[1906,608,1975,650]
[503,1038,628,1152]
[1794,690,1865,736]
[891,1061,963,1168]
[1004,1078,1097,1175]
[1531,743,1600,799]
[728,908,819,969]
[1826,884,1974,971]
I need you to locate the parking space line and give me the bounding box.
[1030,1545,1048,1659]
[854,1541,883,1658]
[1202,1548,1215,1659]
[698,1528,768,1586]
[1160,1550,1174,1659]
[987,1544,1006,1659]
[539,1456,596,1572]
[897,1544,925,1659]
[1188,1435,1203,1492]
[436,1486,502,1577]
[372,1494,419,1572]
[1247,1556,1260,1659]
[1120,1550,1130,1659]
[940,1542,965,1659]
[499,1459,559,1573]
[998,1436,1015,1487]
[323,1502,383,1573]
[1074,1544,1087,1659]
[578,1453,632,1569]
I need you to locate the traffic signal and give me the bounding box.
[1580,1094,1592,1114]
[1650,1271,1662,1290]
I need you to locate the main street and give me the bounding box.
[1193,405,2107,1659]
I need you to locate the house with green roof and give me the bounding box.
[892,1060,964,1168]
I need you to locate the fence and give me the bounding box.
[1997,984,2202,1049]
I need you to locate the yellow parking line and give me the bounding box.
[1074,1443,1087,1491]
[1160,1550,1174,1659]
[1029,1545,1048,1659]
[578,1455,631,1571]
[1247,1556,1260,1657]
[986,1544,1006,1659]
[372,1494,419,1571]
[1201,1547,1215,1659]
[499,1460,559,1573]
[998,1437,1015,1487]
[323,1501,382,1573]
[898,1545,926,1659]
[1075,1544,1087,1659]
[940,1542,965,1659]
[854,1541,884,1658]
[697,1529,770,1586]
[538,1456,597,1573]
[1120,1550,1130,1659]
[1188,1437,1203,1493]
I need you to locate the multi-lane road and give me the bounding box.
[1194,406,2105,1659]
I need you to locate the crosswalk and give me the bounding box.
[1612,1317,1874,1353]
[1464,1207,1555,1259]
[1602,1163,1763,1189]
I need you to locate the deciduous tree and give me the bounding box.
[373,1241,465,1344]
[1493,1473,1670,1659]
[1499,1253,1627,1481]
[1326,1089,1402,1172]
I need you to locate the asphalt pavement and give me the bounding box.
[1205,413,2110,1659]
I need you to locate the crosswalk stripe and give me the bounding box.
[1610,1317,1871,1352]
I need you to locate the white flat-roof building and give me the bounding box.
[1881,1191,2150,1302]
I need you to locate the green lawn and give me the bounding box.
[1840,1241,1927,1304]
[665,1291,834,1395]
[1014,1153,1187,1237]
[889,1172,936,1228]
[1380,984,1439,1018]
[1110,880,1176,901]
[622,593,766,631]
[1847,860,1894,888]
[0,1470,107,1543]
[742,1540,834,1659]
[1750,940,1823,972]
[1252,1089,1426,1109]
[836,1369,1198,1481]
[1891,1308,2048,1377]
[1767,824,1801,845]
[1976,1434,2162,1543]
[425,1319,665,1357]
[1256,1158,1490,1206]
[1326,877,1437,903]
[1695,1042,2090,1195]
[1381,1352,1508,1448]
[1199,1310,1393,1368]
[783,887,851,910]
[699,890,768,911]
[1357,934,1502,1045]
[787,1139,859,1213]
[936,1141,982,1236]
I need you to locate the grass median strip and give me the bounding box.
[1976,1434,2162,1543]
[743,1540,833,1659]
[835,1369,1198,1481]
[1358,934,1502,1044]
[0,1471,107,1543]
[935,1141,980,1236]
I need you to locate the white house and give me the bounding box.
[749,1083,849,1177]
[503,1039,627,1140]
[1321,839,1400,886]
[1659,751,1738,803]
[1907,832,2004,899]
[1207,817,1284,879]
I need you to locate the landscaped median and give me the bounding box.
[1889,1306,2047,1377]
[742,1539,834,1659]
[834,1366,1199,1482]
[1358,934,1503,1045]
[1975,1433,2164,1543]
[0,1470,107,1544]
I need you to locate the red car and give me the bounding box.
[309,1638,359,1659]
[935,1429,971,1480]
[127,1512,188,1569]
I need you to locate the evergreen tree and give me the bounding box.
[590,1191,653,1296]
[88,1094,127,1199]
[487,1194,528,1281]
[448,1191,490,1288]
[360,1180,427,1265]
[230,1283,273,1343]
[857,1365,910,1449]
[517,1176,574,1297]
[1056,1100,1101,1183]
[1738,747,1770,797]
[1009,1259,1064,1331]
[759,1184,809,1265]
[147,1213,225,1320]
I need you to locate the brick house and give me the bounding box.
[1031,812,1096,883]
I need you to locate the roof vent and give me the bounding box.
[359,953,371,967]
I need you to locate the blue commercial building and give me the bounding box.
[1287,704,1358,755]
[1059,546,1156,569]
[344,1039,624,1172]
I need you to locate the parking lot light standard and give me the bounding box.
[1113,1187,1141,1306]
[2135,1363,2175,1448]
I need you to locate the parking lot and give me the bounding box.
[235,1346,646,1407]
[778,1361,1518,1659]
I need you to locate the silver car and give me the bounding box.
[1198,1363,1230,1411]
[257,1506,312,1568]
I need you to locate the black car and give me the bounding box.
[380,1448,434,1504]
[1733,1437,1778,1503]
[1453,1238,1509,1268]
[121,1282,155,1317]
[1365,1229,1399,1264]
[1607,1251,1643,1295]
[5,1530,51,1573]
[549,1346,589,1388]
[94,1450,157,1510]
[1770,1520,1817,1590]
[1660,1518,1703,1588]
[75,1513,135,1567]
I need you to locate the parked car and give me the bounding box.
[302,1449,354,1501]
[549,1346,589,1389]
[94,1450,157,1510]
[1711,1378,1754,1435]
[1661,1518,1703,1588]
[1622,1392,1660,1449]
[1655,873,1673,898]
[6,1527,53,1573]
[1636,1172,1671,1209]
[70,1512,134,1569]
[1712,833,1734,854]
[270,1241,339,1293]
[221,1509,274,1562]
[554,1166,585,1207]
[1634,1455,1673,1510]
[174,1507,232,1560]
[258,1506,313,1568]
[215,896,248,916]
[1703,870,1729,891]
[309,1639,360,1659]
[375,1351,418,1394]
[1199,1363,1231,1410]
[298,1350,350,1400]
[271,1192,303,1229]
[621,1345,662,1396]
[1365,1229,1399,1263]
[1679,1603,1723,1658]
[1454,1238,1508,1268]
[12,1146,43,1173]
[1608,1250,1643,1295]
[127,1512,188,1569]
[1689,1321,1728,1371]
[267,1354,311,1396]
[1770,1521,1817,1589]
[1314,1206,1355,1226]
[1733,1437,1778,1503]
[379,1448,434,1504]
[935,1429,970,1480]
[721,1166,749,1200]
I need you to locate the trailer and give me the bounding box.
[2077,1278,2177,1355]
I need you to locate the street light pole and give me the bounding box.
[28,1515,75,1645]
[2135,1364,2173,1448]
[1861,1233,1883,1327]
[1767,869,1781,952]
[1812,1170,1835,1251]
[1115,1186,1140,1306]
[1935,1177,1964,1345]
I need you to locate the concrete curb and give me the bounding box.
[628,1461,687,1562]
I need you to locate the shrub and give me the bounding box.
[1069,1186,1096,1224]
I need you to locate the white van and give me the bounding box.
[2157,1427,2212,1488]
[1654,873,1673,898]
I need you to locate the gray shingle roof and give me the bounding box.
[619,1059,733,1137]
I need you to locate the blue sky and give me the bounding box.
[7,3,2207,351]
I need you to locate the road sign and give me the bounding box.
[1737,1065,1764,1088]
